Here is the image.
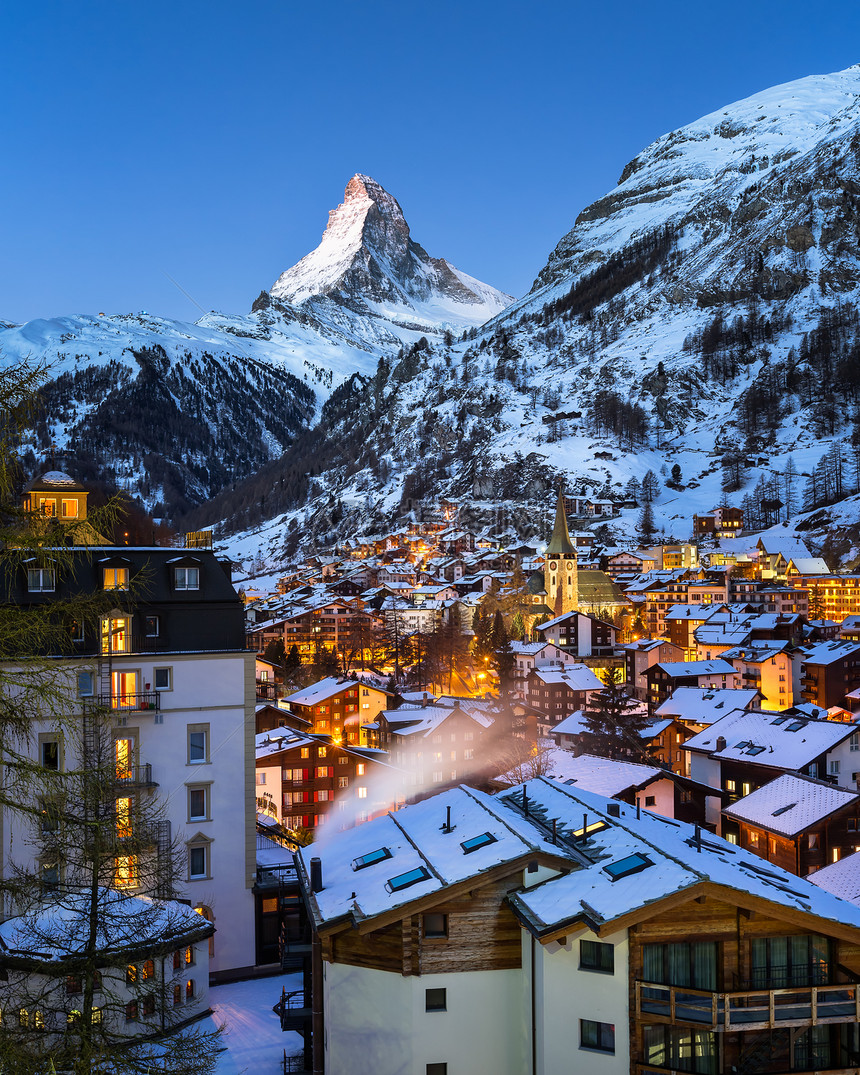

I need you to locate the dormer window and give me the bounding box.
[104,567,129,591]
[27,566,55,592]
[175,567,200,591]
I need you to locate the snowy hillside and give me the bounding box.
[207,65,860,576]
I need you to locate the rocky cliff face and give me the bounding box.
[270,173,513,338]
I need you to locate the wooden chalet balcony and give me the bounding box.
[635,979,860,1031]
[84,691,160,713]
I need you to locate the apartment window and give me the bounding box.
[125,1000,138,1022]
[40,738,60,771]
[464,748,474,761]
[338,776,349,788]
[356,763,366,776]
[830,760,840,775]
[338,756,349,765]
[187,725,209,764]
[115,796,132,839]
[425,988,447,1011]
[76,670,94,697]
[174,567,199,590]
[103,567,129,590]
[580,1019,615,1053]
[71,618,85,643]
[188,786,209,822]
[154,667,171,691]
[316,766,333,778]
[318,747,327,758]
[432,771,443,783]
[188,841,210,880]
[426,1066,447,1075]
[256,772,266,786]
[186,979,195,1001]
[645,795,656,807]
[27,566,55,592]
[422,912,449,939]
[61,498,78,518]
[644,1026,716,1074]
[144,615,159,637]
[580,940,614,973]
[185,946,195,966]
[142,995,155,1017]
[115,855,138,888]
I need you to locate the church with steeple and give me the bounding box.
[544,486,578,616]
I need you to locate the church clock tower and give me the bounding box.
[545,486,579,616]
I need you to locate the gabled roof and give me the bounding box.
[683,708,856,768]
[655,686,760,724]
[298,779,860,942]
[723,774,859,837]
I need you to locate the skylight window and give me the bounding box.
[603,853,653,882]
[460,832,497,854]
[572,820,608,839]
[385,866,431,893]
[351,847,392,871]
[786,721,806,733]
[745,745,766,756]
[771,716,789,725]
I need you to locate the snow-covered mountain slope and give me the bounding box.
[1,177,511,518]
[270,174,513,341]
[204,65,860,574]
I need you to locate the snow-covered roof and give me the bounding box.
[809,850,860,906]
[0,889,211,962]
[683,708,856,768]
[788,557,830,575]
[723,774,860,837]
[299,778,860,940]
[284,677,366,706]
[530,666,603,691]
[549,753,667,797]
[664,603,728,621]
[656,659,737,677]
[802,639,860,666]
[656,686,760,725]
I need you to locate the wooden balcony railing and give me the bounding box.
[636,979,860,1031]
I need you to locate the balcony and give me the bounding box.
[84,692,160,713]
[636,979,860,1031]
[115,764,157,788]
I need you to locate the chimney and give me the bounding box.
[422,692,429,708]
[310,857,323,893]
[607,803,620,817]
[715,736,727,752]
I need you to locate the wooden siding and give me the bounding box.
[326,876,523,976]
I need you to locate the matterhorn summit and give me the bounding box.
[269,174,513,335]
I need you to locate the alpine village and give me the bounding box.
[17,55,860,1075]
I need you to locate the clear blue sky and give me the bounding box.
[2,0,859,324]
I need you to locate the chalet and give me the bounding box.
[646,659,739,711]
[526,665,604,734]
[537,751,709,825]
[283,677,392,746]
[533,610,617,657]
[720,640,800,711]
[510,640,580,701]
[367,702,493,794]
[722,773,860,875]
[255,729,390,831]
[623,639,685,701]
[298,779,860,1075]
[801,639,860,710]
[693,505,744,538]
[682,707,860,830]
[665,602,731,659]
[654,686,761,732]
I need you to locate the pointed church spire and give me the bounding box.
[546,485,576,557]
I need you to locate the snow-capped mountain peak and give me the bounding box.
[269,173,513,331]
